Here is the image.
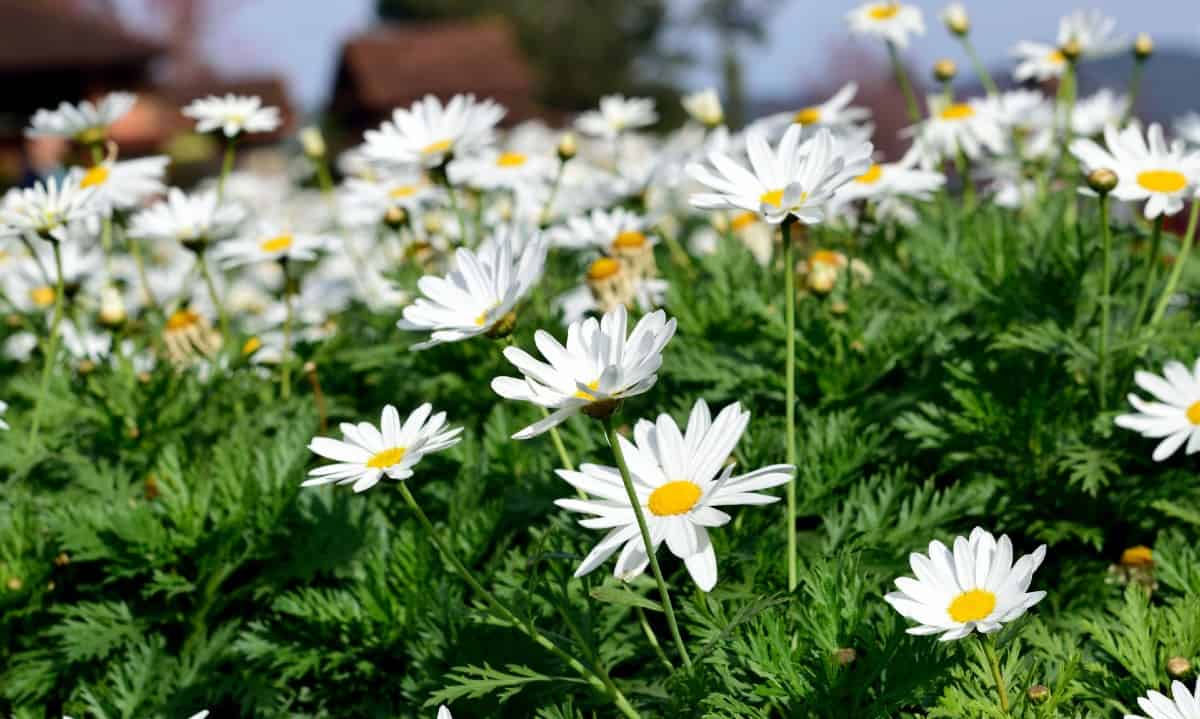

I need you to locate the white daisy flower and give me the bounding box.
[548,208,651,251]
[182,94,281,138]
[846,2,925,49]
[555,399,793,590]
[363,94,505,169]
[832,160,945,224]
[437,707,452,719]
[884,527,1048,641]
[940,3,969,35]
[682,88,724,127]
[756,83,871,136]
[26,92,136,143]
[688,125,872,225]
[398,227,549,350]
[304,404,464,493]
[68,156,169,217]
[1056,9,1124,57]
[1072,89,1127,138]
[491,304,676,439]
[447,147,557,192]
[2,176,96,243]
[904,95,1007,170]
[129,188,244,250]
[576,95,658,140]
[1126,680,1200,719]
[1011,42,1070,82]
[1115,359,1200,461]
[1070,123,1200,219]
[216,221,328,269]
[338,172,438,228]
[3,240,103,313]
[0,400,8,431]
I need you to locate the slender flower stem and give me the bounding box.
[280,264,295,400]
[601,415,693,668]
[444,180,469,246]
[1097,193,1113,407]
[196,252,229,337]
[636,605,674,672]
[304,362,328,432]
[396,481,641,719]
[1149,201,1200,327]
[541,160,567,226]
[961,37,999,96]
[887,41,922,123]
[314,157,335,196]
[782,219,798,592]
[127,229,159,313]
[1057,63,1078,148]
[541,408,576,472]
[30,241,66,445]
[981,635,1011,713]
[100,214,114,279]
[1123,60,1146,126]
[1134,214,1165,328]
[216,138,237,203]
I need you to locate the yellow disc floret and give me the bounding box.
[366,446,406,469]
[940,103,975,121]
[1136,170,1187,194]
[80,165,111,188]
[648,480,703,516]
[947,589,996,623]
[856,164,883,185]
[260,234,294,253]
[496,152,527,167]
[587,257,622,281]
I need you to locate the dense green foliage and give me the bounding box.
[3,191,1200,718]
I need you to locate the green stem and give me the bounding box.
[636,605,674,672]
[314,158,335,196]
[1149,201,1200,327]
[887,41,922,123]
[1134,215,1165,328]
[396,482,641,719]
[445,181,469,246]
[541,160,567,226]
[29,242,67,445]
[601,416,692,668]
[280,267,294,400]
[782,220,797,592]
[962,37,999,96]
[1057,63,1077,148]
[196,252,229,337]
[981,635,1011,713]
[217,139,237,204]
[127,229,159,313]
[1097,194,1113,408]
[100,214,114,279]
[1124,60,1145,126]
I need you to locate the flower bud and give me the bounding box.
[1121,545,1153,568]
[6,576,22,591]
[557,132,578,161]
[941,3,969,36]
[1026,685,1051,704]
[1087,168,1119,194]
[1134,33,1153,60]
[98,285,126,326]
[300,126,326,159]
[385,206,408,230]
[54,552,70,567]
[1168,656,1192,679]
[933,59,958,83]
[1060,39,1082,62]
[682,88,724,127]
[834,647,857,665]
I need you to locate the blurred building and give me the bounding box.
[331,19,540,138]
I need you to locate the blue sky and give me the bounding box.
[118,0,1199,111]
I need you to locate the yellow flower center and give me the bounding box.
[573,379,601,400]
[868,2,900,20]
[794,107,821,125]
[166,309,200,331]
[242,336,262,355]
[1187,401,1200,425]
[75,127,107,145]
[422,139,453,155]
[648,480,703,516]
[29,286,56,307]
[856,164,883,185]
[365,446,407,469]
[496,152,527,167]
[1137,170,1188,194]
[1046,50,1066,65]
[260,234,294,253]
[390,185,418,199]
[613,230,648,249]
[80,165,110,188]
[760,189,784,208]
[587,257,622,281]
[947,589,996,623]
[731,211,757,231]
[811,249,843,267]
[940,103,975,121]
[1121,545,1154,567]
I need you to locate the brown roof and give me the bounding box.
[0,0,162,71]
[336,19,538,122]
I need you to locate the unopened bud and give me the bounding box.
[1060,39,1082,62]
[1026,685,1051,704]
[98,285,126,326]
[54,552,70,567]
[1087,168,1119,194]
[300,126,326,159]
[385,206,407,230]
[1134,33,1153,61]
[941,3,969,36]
[77,359,96,375]
[557,132,578,161]
[834,647,857,665]
[1168,656,1192,678]
[933,59,958,83]
[6,576,22,591]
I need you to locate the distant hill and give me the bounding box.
[1078,47,1200,123]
